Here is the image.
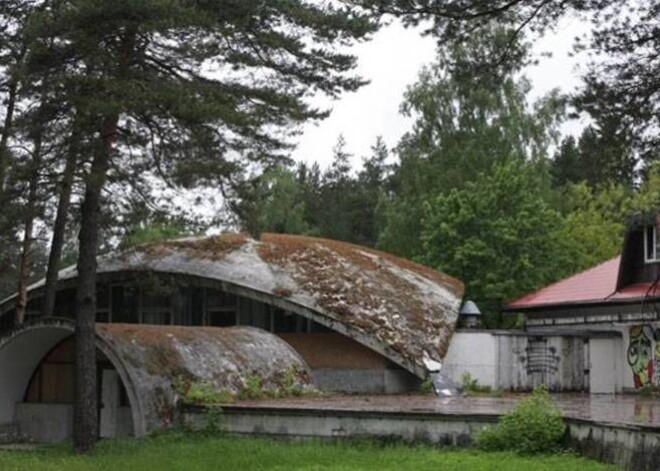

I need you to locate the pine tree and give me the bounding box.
[22,0,377,452]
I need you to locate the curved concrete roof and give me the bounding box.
[0,233,464,376]
[0,319,312,436]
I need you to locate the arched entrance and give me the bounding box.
[0,319,312,442]
[0,319,143,442]
[21,336,134,441]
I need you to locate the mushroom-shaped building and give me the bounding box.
[0,234,463,440]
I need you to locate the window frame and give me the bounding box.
[644,224,660,263]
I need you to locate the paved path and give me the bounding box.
[233,394,660,428]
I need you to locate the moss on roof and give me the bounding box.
[1,233,464,376]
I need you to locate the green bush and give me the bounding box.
[461,372,492,395]
[476,386,565,454]
[240,373,266,400]
[178,380,235,405]
[419,377,435,395]
[281,367,304,397]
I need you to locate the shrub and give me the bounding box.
[240,373,266,400]
[419,377,435,395]
[240,368,311,400]
[476,386,565,454]
[178,380,235,405]
[461,372,492,395]
[281,367,304,397]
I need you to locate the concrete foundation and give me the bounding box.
[182,401,660,471]
[182,406,495,446]
[567,419,660,471]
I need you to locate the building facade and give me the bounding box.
[0,233,464,441]
[502,214,660,393]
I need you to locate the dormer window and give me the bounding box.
[645,224,660,263]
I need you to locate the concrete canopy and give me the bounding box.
[0,234,464,377]
[0,319,312,436]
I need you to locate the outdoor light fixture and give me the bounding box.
[459,300,481,328]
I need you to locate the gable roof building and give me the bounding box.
[506,213,660,392]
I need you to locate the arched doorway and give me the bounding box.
[0,319,141,442]
[21,336,134,441]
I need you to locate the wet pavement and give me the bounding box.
[233,394,660,428]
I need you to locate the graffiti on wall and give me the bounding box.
[627,325,660,388]
[515,338,560,381]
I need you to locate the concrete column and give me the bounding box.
[100,369,119,438]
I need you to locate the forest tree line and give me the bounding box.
[242,23,660,326]
[0,0,658,452]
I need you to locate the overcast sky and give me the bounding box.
[292,15,592,170]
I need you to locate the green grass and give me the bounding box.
[0,432,616,471]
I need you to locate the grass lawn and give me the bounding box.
[0,432,616,471]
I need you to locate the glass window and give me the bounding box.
[273,308,306,333]
[645,225,660,263]
[141,289,172,325]
[205,289,237,327]
[111,286,139,324]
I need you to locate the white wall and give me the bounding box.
[443,333,498,388]
[443,331,587,392]
[590,337,624,394]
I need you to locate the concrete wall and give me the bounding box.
[16,402,133,443]
[15,404,73,443]
[182,407,495,447]
[279,332,419,394]
[567,419,660,471]
[443,331,590,392]
[313,368,420,394]
[182,406,660,470]
[442,333,497,387]
[278,333,387,369]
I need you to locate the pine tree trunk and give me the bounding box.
[74,26,133,454]
[73,117,115,454]
[14,117,45,325]
[42,136,78,318]
[0,78,18,194]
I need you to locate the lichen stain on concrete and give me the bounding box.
[95,323,312,431]
[7,233,464,377]
[258,234,464,371]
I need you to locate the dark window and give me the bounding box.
[208,311,237,327]
[310,321,331,333]
[54,288,76,318]
[205,289,237,327]
[273,308,300,333]
[96,284,110,323]
[25,297,43,320]
[141,291,172,325]
[647,225,655,261]
[190,287,204,326]
[111,286,139,324]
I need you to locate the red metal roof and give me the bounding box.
[507,256,631,310]
[608,282,656,300]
